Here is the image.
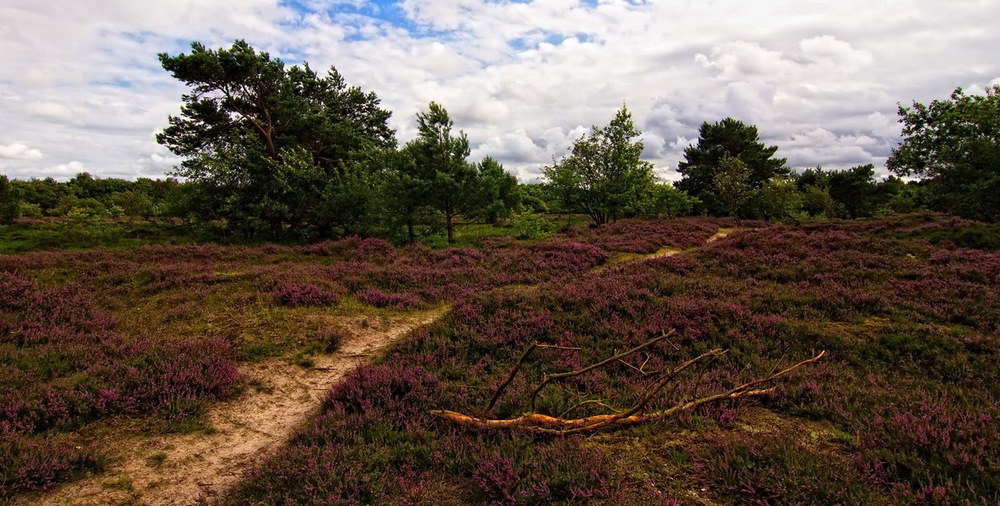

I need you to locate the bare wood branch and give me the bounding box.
[434,349,826,436]
[536,344,584,351]
[480,342,538,419]
[529,330,676,412]
[558,399,624,419]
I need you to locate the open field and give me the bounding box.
[3,215,998,504]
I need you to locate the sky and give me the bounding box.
[1,0,998,183]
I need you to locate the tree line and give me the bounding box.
[2,40,997,238]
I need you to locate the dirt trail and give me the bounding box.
[629,229,732,262]
[26,307,448,506]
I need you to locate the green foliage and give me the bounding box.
[894,221,1000,251]
[157,40,396,239]
[888,85,1000,222]
[644,183,699,218]
[677,117,789,215]
[828,164,879,219]
[712,154,752,218]
[468,156,520,224]
[395,103,518,243]
[509,208,552,240]
[397,102,475,243]
[50,195,108,218]
[0,175,20,225]
[750,176,804,222]
[543,105,657,225]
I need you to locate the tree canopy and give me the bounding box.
[887,86,1000,222]
[543,106,657,225]
[676,118,789,216]
[157,40,396,239]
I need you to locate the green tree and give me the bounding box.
[11,177,70,213]
[645,183,699,218]
[399,102,478,243]
[677,118,789,215]
[751,176,804,222]
[795,167,836,218]
[468,156,520,224]
[157,40,395,239]
[828,164,878,219]
[0,175,20,225]
[887,85,1000,221]
[543,106,657,225]
[713,154,752,219]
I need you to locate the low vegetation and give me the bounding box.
[2,214,996,504]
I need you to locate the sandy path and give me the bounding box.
[25,307,447,506]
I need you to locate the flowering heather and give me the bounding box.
[271,282,341,307]
[558,217,748,253]
[229,215,998,504]
[354,287,422,309]
[0,271,240,497]
[5,216,999,502]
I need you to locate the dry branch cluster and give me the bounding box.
[433,331,825,435]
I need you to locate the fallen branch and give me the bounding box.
[529,330,676,413]
[433,346,826,436]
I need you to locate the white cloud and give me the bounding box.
[24,102,78,123]
[0,0,997,182]
[799,36,873,70]
[0,143,43,160]
[50,161,88,178]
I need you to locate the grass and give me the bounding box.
[3,214,998,504]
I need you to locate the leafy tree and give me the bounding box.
[11,177,70,213]
[887,85,1000,221]
[751,176,804,222]
[0,175,20,225]
[468,156,520,224]
[795,167,836,218]
[543,106,657,225]
[157,40,395,239]
[107,191,154,218]
[399,102,479,243]
[644,183,700,218]
[713,154,752,219]
[828,164,878,219]
[677,118,789,215]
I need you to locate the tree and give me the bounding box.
[677,118,789,215]
[713,154,752,219]
[543,106,657,225]
[645,183,699,219]
[0,175,20,225]
[751,176,803,223]
[827,164,878,219]
[399,102,478,243]
[887,85,1000,221]
[468,156,520,224]
[796,167,836,218]
[157,40,396,239]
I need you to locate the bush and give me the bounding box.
[271,283,341,307]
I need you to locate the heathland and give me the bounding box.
[2,213,998,504]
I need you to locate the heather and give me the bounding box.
[4,215,999,503]
[3,221,675,498]
[222,215,999,504]
[0,272,240,497]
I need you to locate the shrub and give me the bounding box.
[272,283,341,307]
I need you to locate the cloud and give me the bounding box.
[0,143,43,160]
[24,102,78,123]
[0,0,997,182]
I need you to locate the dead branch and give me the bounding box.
[529,330,676,412]
[433,349,826,436]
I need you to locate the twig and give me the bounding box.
[480,342,538,419]
[434,350,827,436]
[529,330,676,412]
